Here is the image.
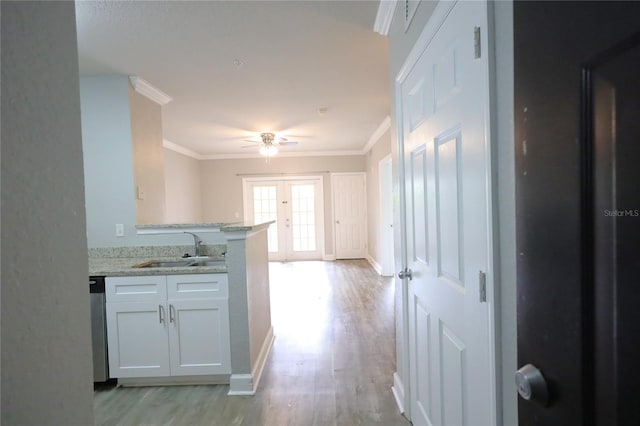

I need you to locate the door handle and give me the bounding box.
[398,268,413,280]
[515,364,549,406]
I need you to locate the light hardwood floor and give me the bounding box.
[94,260,409,426]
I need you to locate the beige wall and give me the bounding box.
[365,128,391,270]
[130,86,165,224]
[2,2,94,424]
[164,148,203,223]
[200,155,366,256]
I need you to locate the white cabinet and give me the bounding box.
[106,301,171,378]
[168,298,230,376]
[106,274,230,379]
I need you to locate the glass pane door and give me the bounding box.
[290,184,316,252]
[252,185,278,253]
[244,178,323,261]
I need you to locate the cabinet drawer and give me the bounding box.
[106,276,167,302]
[167,274,228,300]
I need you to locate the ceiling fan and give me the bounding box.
[242,132,298,157]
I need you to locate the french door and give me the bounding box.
[243,177,324,261]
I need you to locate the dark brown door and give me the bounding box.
[514,2,640,425]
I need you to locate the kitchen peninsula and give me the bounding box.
[89,221,274,396]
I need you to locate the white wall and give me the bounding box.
[164,147,203,223]
[365,128,392,272]
[1,2,94,424]
[80,77,221,247]
[80,75,138,246]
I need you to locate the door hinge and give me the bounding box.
[479,270,487,303]
[474,26,481,59]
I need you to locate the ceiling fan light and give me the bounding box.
[260,145,278,156]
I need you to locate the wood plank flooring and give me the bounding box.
[94,260,408,426]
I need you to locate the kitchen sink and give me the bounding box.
[190,260,225,267]
[133,260,194,268]
[132,258,225,268]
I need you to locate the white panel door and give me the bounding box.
[333,172,367,259]
[244,178,324,261]
[400,1,494,425]
[106,301,170,378]
[168,299,231,376]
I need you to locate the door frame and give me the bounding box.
[242,176,326,260]
[379,155,395,276]
[392,0,500,421]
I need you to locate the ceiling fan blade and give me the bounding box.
[241,145,258,149]
[278,141,298,146]
[243,139,261,143]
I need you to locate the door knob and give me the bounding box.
[515,364,549,406]
[398,268,413,280]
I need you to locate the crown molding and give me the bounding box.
[362,115,391,154]
[163,140,365,160]
[129,76,172,105]
[162,139,204,159]
[373,0,397,36]
[200,150,364,160]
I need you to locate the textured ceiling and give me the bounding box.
[75,1,389,158]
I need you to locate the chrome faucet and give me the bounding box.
[183,232,202,257]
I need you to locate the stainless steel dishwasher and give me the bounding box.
[90,276,109,382]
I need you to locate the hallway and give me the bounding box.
[94,260,408,425]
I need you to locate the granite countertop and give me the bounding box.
[89,256,227,277]
[135,221,275,233]
[219,220,275,232]
[88,245,228,277]
[136,222,233,229]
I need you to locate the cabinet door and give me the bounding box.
[106,302,170,378]
[166,274,228,300]
[168,299,231,376]
[106,275,166,303]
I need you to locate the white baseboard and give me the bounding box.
[228,374,254,395]
[367,255,383,275]
[251,326,275,393]
[392,372,405,414]
[118,375,229,387]
[228,326,275,396]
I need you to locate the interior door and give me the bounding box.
[245,178,323,261]
[333,172,367,259]
[400,2,494,425]
[514,2,640,424]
